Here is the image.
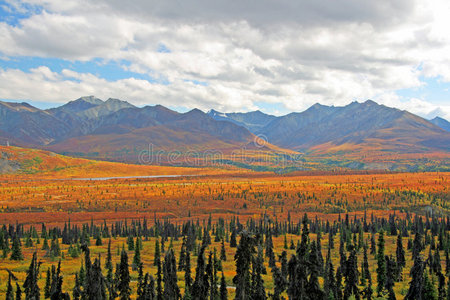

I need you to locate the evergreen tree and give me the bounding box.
[192,246,209,300]
[251,256,266,300]
[156,255,163,300]
[376,230,386,296]
[154,239,160,266]
[324,247,337,300]
[271,265,286,300]
[105,239,114,298]
[23,252,41,300]
[6,273,14,300]
[184,249,192,296]
[72,274,82,300]
[163,249,181,300]
[127,236,134,251]
[405,255,425,300]
[230,228,237,248]
[16,282,22,300]
[344,245,360,300]
[307,241,326,299]
[220,238,227,261]
[44,268,52,299]
[438,272,446,300]
[117,250,131,300]
[385,256,397,300]
[132,237,141,271]
[370,234,376,255]
[178,238,186,271]
[233,231,255,300]
[220,272,228,300]
[412,230,424,260]
[10,235,23,261]
[395,234,406,280]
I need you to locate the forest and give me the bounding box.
[0,211,449,299]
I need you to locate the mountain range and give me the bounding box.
[1,96,449,170]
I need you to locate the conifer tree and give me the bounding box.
[376,231,386,296]
[184,249,192,296]
[156,255,163,300]
[192,245,209,300]
[10,235,23,261]
[163,249,180,300]
[230,228,237,248]
[233,231,255,300]
[220,238,227,261]
[154,239,160,266]
[385,256,397,300]
[344,245,360,300]
[405,255,425,300]
[6,273,14,300]
[16,282,22,300]
[324,246,337,300]
[117,250,131,300]
[396,234,406,280]
[220,272,228,300]
[132,237,141,271]
[23,252,41,300]
[44,268,52,298]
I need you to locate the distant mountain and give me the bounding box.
[258,100,450,153]
[48,96,135,120]
[0,101,73,145]
[1,97,449,170]
[0,97,285,162]
[430,116,450,132]
[207,109,277,132]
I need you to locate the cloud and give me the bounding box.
[0,0,449,119]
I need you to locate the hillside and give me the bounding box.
[1,97,449,171]
[0,145,225,178]
[430,116,450,132]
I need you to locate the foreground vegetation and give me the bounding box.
[0,211,449,299]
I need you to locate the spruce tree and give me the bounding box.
[230,228,237,248]
[233,231,255,300]
[117,250,131,300]
[132,237,141,271]
[220,272,228,300]
[396,234,406,280]
[10,235,23,261]
[154,239,160,266]
[405,255,425,300]
[192,245,209,300]
[220,238,227,261]
[163,249,181,300]
[23,252,41,300]
[16,282,22,300]
[184,249,192,293]
[385,256,397,300]
[307,241,325,299]
[6,273,14,300]
[344,245,360,300]
[156,255,163,300]
[376,230,386,296]
[44,268,52,298]
[251,256,266,300]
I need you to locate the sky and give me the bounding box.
[0,0,450,119]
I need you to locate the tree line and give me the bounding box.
[2,211,450,299]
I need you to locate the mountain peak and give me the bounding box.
[363,99,377,105]
[78,96,104,105]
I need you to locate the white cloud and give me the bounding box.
[0,0,449,119]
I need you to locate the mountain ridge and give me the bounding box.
[1,97,449,170]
